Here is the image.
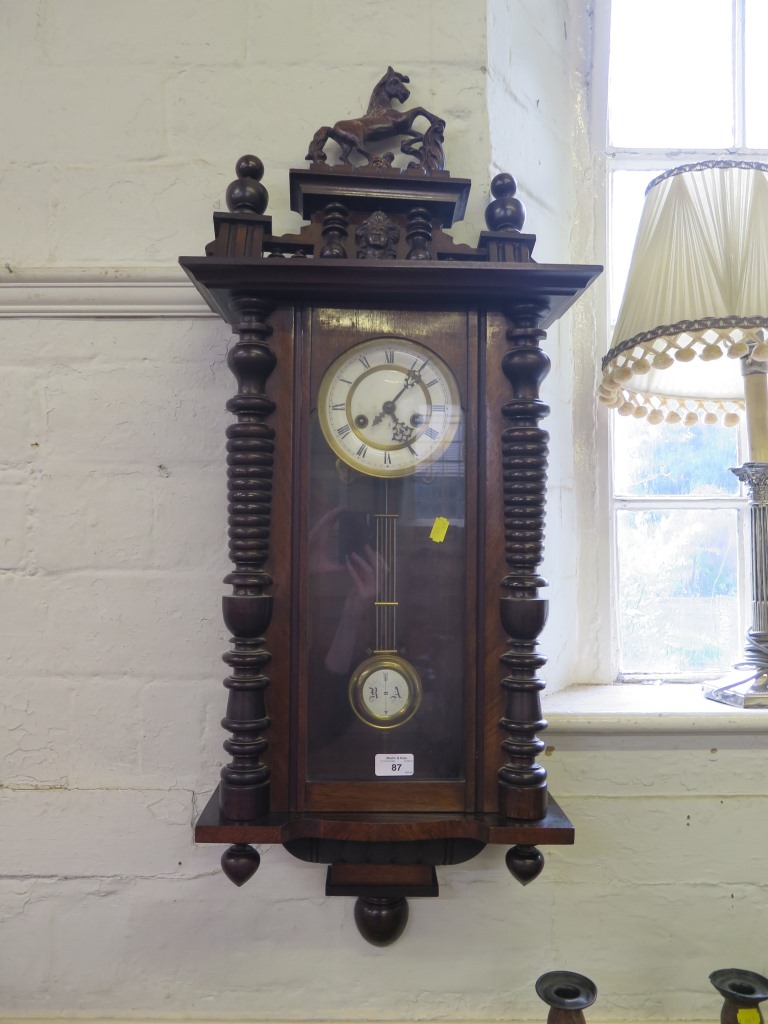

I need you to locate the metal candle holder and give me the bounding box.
[536,971,598,1024]
[710,969,768,1024]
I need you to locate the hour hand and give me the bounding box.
[391,419,414,443]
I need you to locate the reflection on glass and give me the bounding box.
[745,0,768,147]
[617,508,740,675]
[608,0,733,149]
[613,416,741,497]
[306,418,466,782]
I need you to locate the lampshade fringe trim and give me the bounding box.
[600,385,743,427]
[601,317,768,372]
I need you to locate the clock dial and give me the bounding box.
[317,337,461,477]
[348,654,422,729]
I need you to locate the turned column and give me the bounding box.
[218,295,277,823]
[497,302,550,823]
[319,201,349,258]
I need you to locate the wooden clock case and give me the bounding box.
[180,74,600,945]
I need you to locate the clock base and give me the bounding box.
[195,786,574,847]
[195,788,572,944]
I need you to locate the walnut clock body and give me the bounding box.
[181,108,600,943]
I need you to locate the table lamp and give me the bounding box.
[600,160,768,707]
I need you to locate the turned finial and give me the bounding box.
[226,155,269,214]
[485,173,526,232]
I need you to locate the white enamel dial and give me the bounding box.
[318,337,461,477]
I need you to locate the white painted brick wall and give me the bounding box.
[3,1,766,1022]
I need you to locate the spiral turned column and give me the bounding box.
[219,295,277,825]
[497,303,550,827]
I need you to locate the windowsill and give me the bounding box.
[543,682,768,733]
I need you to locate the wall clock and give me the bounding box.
[181,68,601,945]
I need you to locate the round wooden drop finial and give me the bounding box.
[226,155,269,214]
[354,896,409,946]
[221,843,261,887]
[485,173,526,232]
[536,971,598,1024]
[505,844,545,885]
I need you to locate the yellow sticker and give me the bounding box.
[738,1010,761,1024]
[429,517,449,543]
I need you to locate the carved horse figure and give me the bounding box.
[306,67,444,168]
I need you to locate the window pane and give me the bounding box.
[745,0,768,146]
[616,508,741,675]
[608,0,734,149]
[613,416,741,497]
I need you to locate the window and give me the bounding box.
[599,0,767,680]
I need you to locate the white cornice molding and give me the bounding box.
[0,267,214,318]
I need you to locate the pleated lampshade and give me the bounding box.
[600,160,768,441]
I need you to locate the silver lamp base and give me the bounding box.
[704,668,768,708]
[705,462,768,708]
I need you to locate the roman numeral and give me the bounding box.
[383,452,392,466]
[385,350,395,363]
[425,426,439,441]
[339,377,352,385]
[407,444,418,457]
[337,424,351,438]
[425,378,438,388]
[432,404,446,413]
[356,443,368,459]
[331,403,345,410]
[410,358,429,373]
[359,354,371,369]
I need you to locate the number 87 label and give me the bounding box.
[374,753,414,777]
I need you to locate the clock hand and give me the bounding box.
[372,372,419,426]
[391,419,414,443]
